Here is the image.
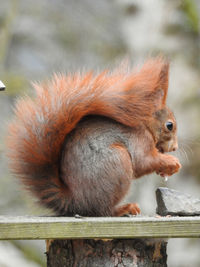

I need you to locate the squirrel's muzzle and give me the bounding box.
[0,81,5,91]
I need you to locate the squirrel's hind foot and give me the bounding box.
[114,203,141,217]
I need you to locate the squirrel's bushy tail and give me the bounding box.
[7,58,168,214]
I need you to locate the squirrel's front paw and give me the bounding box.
[157,154,181,177]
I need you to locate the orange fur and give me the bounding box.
[7,57,171,215]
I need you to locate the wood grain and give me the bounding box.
[0,216,199,240]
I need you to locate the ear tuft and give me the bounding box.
[158,61,169,105]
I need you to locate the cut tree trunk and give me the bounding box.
[46,238,167,267]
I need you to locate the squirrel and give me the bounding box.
[7,57,181,216]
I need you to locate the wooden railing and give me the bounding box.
[0,216,200,240]
[1,216,199,266]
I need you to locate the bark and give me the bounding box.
[46,238,167,267]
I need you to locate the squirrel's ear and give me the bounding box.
[157,61,169,106]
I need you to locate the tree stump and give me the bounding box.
[46,238,167,267]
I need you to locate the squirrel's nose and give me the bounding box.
[0,81,5,91]
[172,143,178,151]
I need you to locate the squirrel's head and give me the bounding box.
[145,58,178,153]
[151,108,178,153]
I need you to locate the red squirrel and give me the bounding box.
[7,58,181,216]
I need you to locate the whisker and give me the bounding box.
[178,146,189,163]
[183,143,194,156]
[179,137,200,146]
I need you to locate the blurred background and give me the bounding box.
[0,0,200,266]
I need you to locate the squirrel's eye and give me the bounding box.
[166,121,173,131]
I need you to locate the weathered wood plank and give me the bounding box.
[0,216,200,240]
